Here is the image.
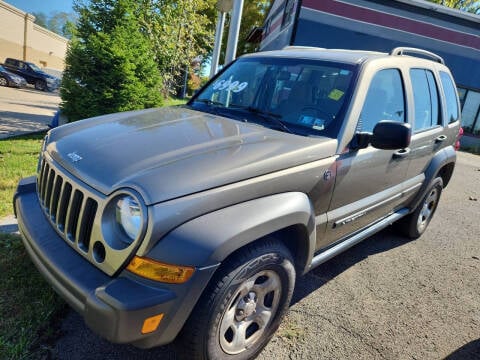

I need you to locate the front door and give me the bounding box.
[318,68,410,250]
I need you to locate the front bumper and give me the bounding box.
[14,176,218,348]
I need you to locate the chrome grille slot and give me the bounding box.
[40,161,50,204]
[44,169,56,211]
[66,190,83,242]
[57,182,72,232]
[50,176,63,221]
[36,156,99,255]
[78,198,97,252]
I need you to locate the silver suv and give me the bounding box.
[14,47,461,359]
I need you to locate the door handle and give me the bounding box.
[393,148,410,158]
[435,135,447,143]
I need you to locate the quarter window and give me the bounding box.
[439,72,460,124]
[410,69,440,131]
[359,69,405,132]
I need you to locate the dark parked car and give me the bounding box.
[15,47,461,359]
[3,58,60,91]
[0,65,27,88]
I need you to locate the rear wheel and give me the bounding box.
[176,240,295,360]
[0,76,7,87]
[397,177,443,239]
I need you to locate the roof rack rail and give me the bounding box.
[283,46,326,51]
[390,47,445,64]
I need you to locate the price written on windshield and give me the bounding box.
[213,79,248,93]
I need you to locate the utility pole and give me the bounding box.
[224,0,244,65]
[209,0,233,78]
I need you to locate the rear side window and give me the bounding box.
[359,69,405,132]
[440,72,460,124]
[410,69,440,131]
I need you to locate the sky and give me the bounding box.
[6,0,74,14]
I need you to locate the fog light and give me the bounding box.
[127,256,195,284]
[141,313,164,334]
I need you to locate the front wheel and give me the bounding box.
[177,241,295,360]
[397,177,443,239]
[34,80,46,91]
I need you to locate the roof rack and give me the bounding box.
[283,46,326,51]
[390,47,445,64]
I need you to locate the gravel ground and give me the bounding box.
[51,151,480,359]
[0,86,60,138]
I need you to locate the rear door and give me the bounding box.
[318,68,410,249]
[404,68,445,184]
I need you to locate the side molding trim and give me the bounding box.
[309,208,409,270]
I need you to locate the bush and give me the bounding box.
[60,0,163,122]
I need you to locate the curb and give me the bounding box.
[0,215,19,235]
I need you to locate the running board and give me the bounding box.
[309,208,409,270]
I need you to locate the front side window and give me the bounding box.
[358,69,405,133]
[440,71,460,124]
[410,69,441,131]
[190,57,357,137]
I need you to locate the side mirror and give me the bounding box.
[371,120,411,150]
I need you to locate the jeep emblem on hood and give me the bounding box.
[67,152,83,162]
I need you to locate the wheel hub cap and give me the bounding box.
[219,270,282,355]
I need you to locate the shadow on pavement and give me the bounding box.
[53,227,409,359]
[0,110,51,138]
[292,226,411,305]
[444,339,480,359]
[6,100,59,112]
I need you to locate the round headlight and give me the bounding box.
[115,195,142,242]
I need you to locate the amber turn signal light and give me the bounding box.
[127,256,195,284]
[141,313,164,334]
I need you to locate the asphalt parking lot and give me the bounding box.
[52,151,480,360]
[0,85,60,138]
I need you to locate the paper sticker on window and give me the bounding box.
[312,118,326,130]
[328,89,344,101]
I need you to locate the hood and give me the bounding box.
[47,107,337,205]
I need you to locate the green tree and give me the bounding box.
[137,0,217,95]
[218,0,271,64]
[427,0,480,13]
[60,0,163,121]
[32,12,48,28]
[48,11,77,38]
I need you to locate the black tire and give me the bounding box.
[176,240,296,360]
[0,76,7,87]
[397,177,443,239]
[35,79,46,91]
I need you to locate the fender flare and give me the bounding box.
[409,145,456,212]
[146,192,316,272]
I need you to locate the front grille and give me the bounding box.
[37,158,98,253]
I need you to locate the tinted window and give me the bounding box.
[359,69,405,132]
[440,72,460,124]
[410,69,440,131]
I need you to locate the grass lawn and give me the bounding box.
[0,132,44,218]
[0,233,67,359]
[0,99,187,358]
[0,132,67,359]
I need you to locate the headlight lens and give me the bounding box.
[115,195,142,241]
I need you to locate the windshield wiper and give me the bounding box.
[233,105,293,134]
[194,98,224,107]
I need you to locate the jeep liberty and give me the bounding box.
[14,47,461,359]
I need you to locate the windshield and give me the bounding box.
[190,57,357,137]
[27,62,42,72]
[0,65,4,71]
